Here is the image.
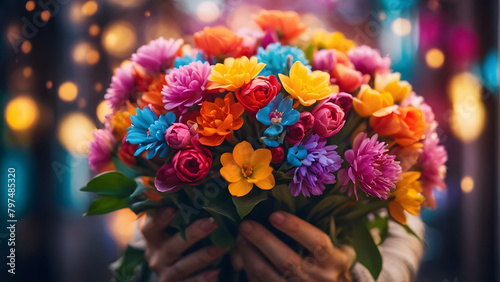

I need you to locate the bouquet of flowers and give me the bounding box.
[83,10,447,280]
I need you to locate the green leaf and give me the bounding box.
[352,220,383,280]
[271,184,296,213]
[84,196,128,216]
[112,157,140,179]
[208,213,235,249]
[81,171,137,198]
[113,246,146,281]
[306,195,348,222]
[367,215,389,245]
[232,189,268,219]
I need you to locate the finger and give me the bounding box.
[141,207,175,247]
[239,221,303,276]
[162,217,218,265]
[163,246,227,281]
[269,211,338,259]
[179,269,220,282]
[237,236,283,282]
[230,238,244,271]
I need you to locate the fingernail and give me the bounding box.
[240,221,253,234]
[200,217,216,232]
[270,211,285,226]
[159,208,174,221]
[204,269,220,279]
[208,247,227,258]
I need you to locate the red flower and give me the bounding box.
[235,75,280,116]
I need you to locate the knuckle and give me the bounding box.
[169,263,188,279]
[277,254,300,272]
[147,255,161,273]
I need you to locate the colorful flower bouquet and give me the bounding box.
[83,10,447,280]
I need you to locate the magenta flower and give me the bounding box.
[165,123,192,149]
[311,100,345,138]
[328,92,353,116]
[347,45,391,75]
[338,132,402,200]
[162,61,212,114]
[313,49,337,73]
[87,129,116,172]
[155,144,212,192]
[131,37,183,72]
[286,134,342,197]
[104,64,136,111]
[420,133,447,208]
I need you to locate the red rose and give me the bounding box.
[285,123,305,144]
[235,75,280,116]
[118,137,138,166]
[270,146,285,164]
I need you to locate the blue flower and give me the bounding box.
[127,107,176,159]
[174,52,207,68]
[256,43,310,77]
[287,146,308,167]
[257,93,300,147]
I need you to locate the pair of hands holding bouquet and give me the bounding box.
[142,207,349,281]
[83,9,447,282]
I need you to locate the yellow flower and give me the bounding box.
[278,61,332,107]
[109,102,137,140]
[352,84,394,117]
[389,171,423,225]
[208,56,265,91]
[220,141,275,197]
[312,29,356,53]
[374,73,412,103]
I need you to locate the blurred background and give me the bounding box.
[0,0,498,281]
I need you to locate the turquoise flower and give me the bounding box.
[257,93,300,147]
[174,52,207,68]
[256,43,310,77]
[127,107,176,159]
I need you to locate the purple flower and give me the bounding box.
[347,45,391,75]
[87,129,116,172]
[286,134,342,197]
[420,133,447,209]
[131,37,183,72]
[104,64,136,111]
[313,49,337,73]
[338,132,402,200]
[162,61,212,114]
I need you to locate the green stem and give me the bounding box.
[340,200,388,221]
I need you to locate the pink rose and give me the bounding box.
[332,63,369,93]
[155,145,212,192]
[270,146,285,164]
[236,75,281,116]
[329,92,353,116]
[312,101,346,138]
[298,111,315,133]
[165,123,192,149]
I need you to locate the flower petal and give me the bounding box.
[229,179,254,197]
[220,164,243,182]
[254,173,275,190]
[233,141,254,167]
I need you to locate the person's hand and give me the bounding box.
[141,207,229,282]
[232,211,352,282]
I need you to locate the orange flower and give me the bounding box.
[255,10,306,43]
[220,141,275,197]
[374,73,412,103]
[194,26,243,58]
[109,103,136,140]
[352,84,394,117]
[195,93,244,146]
[137,74,167,116]
[370,106,426,147]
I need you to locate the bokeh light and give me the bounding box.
[57,112,95,155]
[81,1,98,16]
[94,82,103,92]
[425,48,445,69]
[25,1,35,11]
[88,24,100,36]
[21,41,32,54]
[73,42,100,65]
[5,95,39,131]
[448,72,482,101]
[461,175,474,193]
[96,100,112,123]
[196,1,220,23]
[102,21,137,58]
[46,81,53,89]
[58,81,78,102]
[41,10,51,22]
[108,0,147,8]
[145,19,181,42]
[106,209,139,248]
[392,18,412,36]
[23,67,33,78]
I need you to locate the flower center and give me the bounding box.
[269,109,283,125]
[241,164,253,178]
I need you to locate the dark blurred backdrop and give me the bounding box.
[0,0,498,281]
